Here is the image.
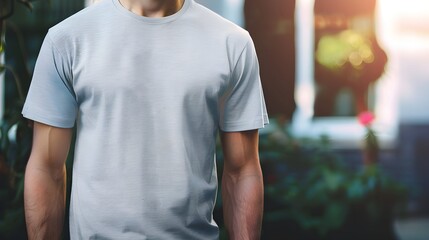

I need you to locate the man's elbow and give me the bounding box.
[223,156,263,181]
[26,154,66,183]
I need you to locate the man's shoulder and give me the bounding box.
[190,2,251,49]
[47,0,109,44]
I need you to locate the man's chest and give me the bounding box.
[71,34,232,107]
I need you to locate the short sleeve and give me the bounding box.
[22,31,77,128]
[218,35,269,132]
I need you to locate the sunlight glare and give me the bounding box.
[377,0,429,50]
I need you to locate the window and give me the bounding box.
[292,0,398,148]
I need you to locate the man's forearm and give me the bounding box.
[222,169,264,240]
[24,159,66,240]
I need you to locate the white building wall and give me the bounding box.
[377,0,429,124]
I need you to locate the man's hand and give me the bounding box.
[220,129,264,240]
[24,122,73,240]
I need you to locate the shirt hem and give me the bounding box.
[219,114,269,132]
[22,107,75,129]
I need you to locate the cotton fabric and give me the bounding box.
[22,0,269,238]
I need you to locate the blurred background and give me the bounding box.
[1,0,429,239]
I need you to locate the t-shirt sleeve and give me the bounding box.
[21,31,78,128]
[218,34,269,132]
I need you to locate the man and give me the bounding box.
[22,0,269,239]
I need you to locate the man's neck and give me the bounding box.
[118,0,184,18]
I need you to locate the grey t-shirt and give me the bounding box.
[22,0,269,239]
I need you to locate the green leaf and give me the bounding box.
[347,179,365,199]
[323,169,343,191]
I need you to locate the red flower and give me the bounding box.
[358,111,375,126]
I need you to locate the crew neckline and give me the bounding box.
[111,0,191,24]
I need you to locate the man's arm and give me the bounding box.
[24,121,73,240]
[220,129,264,240]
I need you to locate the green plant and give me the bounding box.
[250,125,406,239]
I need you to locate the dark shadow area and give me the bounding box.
[245,0,296,121]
